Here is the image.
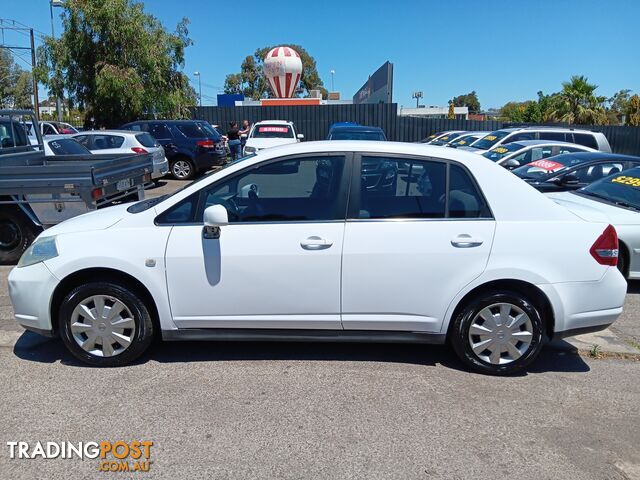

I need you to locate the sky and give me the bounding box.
[4,0,640,110]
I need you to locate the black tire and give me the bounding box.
[0,208,38,265]
[617,244,628,279]
[169,157,196,180]
[58,282,154,367]
[450,291,545,375]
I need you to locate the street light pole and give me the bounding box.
[330,70,335,92]
[50,0,63,122]
[412,91,423,108]
[194,71,202,107]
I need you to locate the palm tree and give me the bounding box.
[549,75,609,125]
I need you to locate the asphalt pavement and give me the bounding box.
[0,177,638,479]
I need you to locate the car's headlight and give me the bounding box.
[244,146,257,153]
[17,236,58,268]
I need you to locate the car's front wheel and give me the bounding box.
[450,291,544,375]
[59,282,154,366]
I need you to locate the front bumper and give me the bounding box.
[538,267,627,339]
[8,262,60,335]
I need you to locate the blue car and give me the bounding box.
[327,123,387,141]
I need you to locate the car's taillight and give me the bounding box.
[91,188,104,200]
[196,139,215,148]
[131,147,147,154]
[590,224,618,266]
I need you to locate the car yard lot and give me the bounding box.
[0,178,638,479]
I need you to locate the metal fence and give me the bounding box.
[191,104,640,155]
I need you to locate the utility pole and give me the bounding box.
[50,0,63,122]
[30,29,40,121]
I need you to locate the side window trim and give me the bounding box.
[155,152,354,226]
[347,153,494,221]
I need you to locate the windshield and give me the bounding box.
[330,130,385,141]
[47,138,91,155]
[481,142,524,162]
[512,153,588,179]
[431,132,463,145]
[127,154,257,213]
[471,130,511,150]
[451,134,481,147]
[577,167,640,211]
[251,125,294,139]
[420,131,444,143]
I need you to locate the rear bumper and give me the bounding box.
[538,267,627,339]
[194,151,226,170]
[152,157,169,179]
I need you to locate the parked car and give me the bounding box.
[419,130,465,144]
[243,120,303,154]
[513,152,640,192]
[72,130,169,180]
[327,124,387,141]
[428,131,466,146]
[25,121,79,136]
[462,127,612,154]
[548,166,640,279]
[481,140,595,169]
[120,120,226,180]
[8,141,626,375]
[447,131,488,148]
[0,110,153,264]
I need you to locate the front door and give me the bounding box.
[163,153,350,329]
[341,155,495,332]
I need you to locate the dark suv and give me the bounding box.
[120,120,226,180]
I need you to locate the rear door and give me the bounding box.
[341,154,496,333]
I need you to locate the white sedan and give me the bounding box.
[243,120,303,154]
[72,130,169,179]
[548,166,640,280]
[8,141,626,374]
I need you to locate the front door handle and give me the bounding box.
[301,236,333,250]
[451,234,483,248]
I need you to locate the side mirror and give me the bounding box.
[203,204,228,239]
[560,172,579,186]
[297,134,304,140]
[503,158,520,170]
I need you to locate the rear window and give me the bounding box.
[251,125,294,139]
[47,138,91,155]
[330,130,385,141]
[136,133,159,148]
[197,122,222,140]
[573,133,599,150]
[175,123,208,138]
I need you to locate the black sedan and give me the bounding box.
[512,152,640,192]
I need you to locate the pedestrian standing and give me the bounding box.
[239,119,251,153]
[227,121,241,161]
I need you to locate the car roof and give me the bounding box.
[73,130,140,135]
[254,120,293,125]
[506,140,588,147]
[331,125,384,132]
[496,126,599,134]
[548,151,640,162]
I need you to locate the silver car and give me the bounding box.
[72,130,169,179]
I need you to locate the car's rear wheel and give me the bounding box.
[59,282,154,366]
[617,244,628,279]
[170,158,195,180]
[450,291,544,375]
[0,208,38,265]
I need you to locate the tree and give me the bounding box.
[225,45,327,100]
[499,101,530,122]
[12,71,33,109]
[0,50,33,109]
[36,0,196,128]
[547,75,608,125]
[452,91,480,114]
[627,94,640,126]
[608,89,632,124]
[447,101,455,119]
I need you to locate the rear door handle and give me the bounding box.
[451,234,483,248]
[301,236,333,250]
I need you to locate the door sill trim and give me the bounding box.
[162,328,446,344]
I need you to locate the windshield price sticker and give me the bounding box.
[258,127,289,133]
[493,147,509,154]
[611,175,640,188]
[484,135,497,141]
[457,140,466,145]
[527,159,564,171]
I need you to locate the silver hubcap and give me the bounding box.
[70,295,136,357]
[468,303,534,365]
[172,160,191,178]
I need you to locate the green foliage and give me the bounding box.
[224,45,327,100]
[547,75,608,125]
[447,101,455,120]
[36,0,196,127]
[627,95,640,126]
[0,50,33,109]
[452,91,480,114]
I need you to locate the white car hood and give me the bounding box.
[457,146,484,154]
[41,203,131,237]
[547,192,640,224]
[245,138,297,150]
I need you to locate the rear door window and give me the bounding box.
[448,164,491,218]
[540,131,567,142]
[573,133,599,150]
[175,123,207,138]
[149,123,172,139]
